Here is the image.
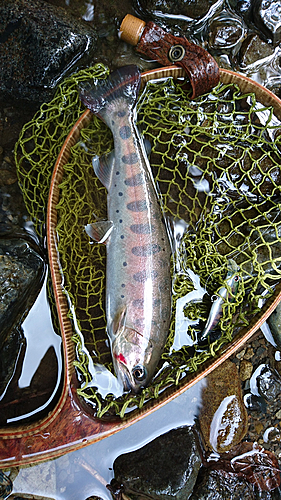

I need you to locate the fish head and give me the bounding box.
[111,325,156,393]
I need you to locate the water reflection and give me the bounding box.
[12,378,206,500]
[0,269,63,426]
[7,273,63,424]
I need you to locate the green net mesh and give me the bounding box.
[15,64,281,418]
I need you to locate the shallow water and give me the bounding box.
[12,380,205,499]
[1,0,281,498]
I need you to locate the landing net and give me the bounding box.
[15,64,281,417]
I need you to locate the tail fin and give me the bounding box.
[79,65,141,120]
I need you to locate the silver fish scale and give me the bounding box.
[105,98,171,348]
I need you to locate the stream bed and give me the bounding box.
[1,0,281,498]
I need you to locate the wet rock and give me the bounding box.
[134,0,221,22]
[255,365,281,401]
[239,359,253,381]
[189,469,255,500]
[198,360,248,453]
[240,34,274,67]
[231,444,281,492]
[0,237,45,349]
[230,0,253,23]
[112,426,202,500]
[0,0,98,102]
[199,442,281,495]
[253,0,281,46]
[268,302,281,348]
[244,393,266,412]
[208,8,247,55]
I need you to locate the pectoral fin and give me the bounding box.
[112,306,127,337]
[92,151,115,190]
[85,220,114,244]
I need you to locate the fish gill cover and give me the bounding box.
[15,63,281,418]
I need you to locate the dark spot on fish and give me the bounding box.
[127,200,147,212]
[133,299,144,309]
[121,284,125,288]
[119,125,131,139]
[123,262,127,267]
[119,192,123,196]
[130,223,153,234]
[132,244,161,256]
[116,209,119,213]
[119,219,123,223]
[121,295,124,298]
[161,305,171,320]
[124,173,144,186]
[133,270,158,283]
[122,153,138,164]
[112,120,115,126]
[117,110,126,118]
[159,278,170,291]
[121,235,124,239]
[135,318,145,328]
[116,171,120,175]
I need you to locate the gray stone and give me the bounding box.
[113,426,202,500]
[0,0,97,102]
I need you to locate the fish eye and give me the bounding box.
[234,275,240,282]
[132,365,147,382]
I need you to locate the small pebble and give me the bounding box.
[239,360,253,381]
[276,409,281,419]
[236,348,246,360]
[244,348,254,360]
[254,421,264,434]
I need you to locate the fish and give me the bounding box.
[200,259,240,341]
[80,65,172,393]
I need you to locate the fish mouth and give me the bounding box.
[115,361,138,393]
[117,363,134,392]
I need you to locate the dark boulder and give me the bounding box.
[189,469,255,500]
[0,0,97,102]
[112,426,202,500]
[0,236,45,349]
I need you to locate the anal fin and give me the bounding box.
[85,220,114,244]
